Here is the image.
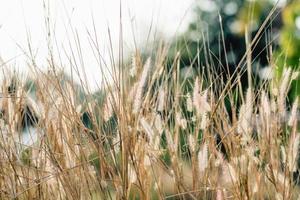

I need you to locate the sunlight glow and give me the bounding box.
[0,0,193,91]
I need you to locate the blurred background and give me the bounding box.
[0,0,194,90]
[0,0,299,98]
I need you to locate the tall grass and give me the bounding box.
[0,4,300,200]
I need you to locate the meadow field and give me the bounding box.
[0,0,300,199]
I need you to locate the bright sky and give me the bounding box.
[0,0,194,91]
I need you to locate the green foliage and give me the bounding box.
[275,1,300,102]
[170,0,274,70]
[20,147,32,166]
[160,131,172,166]
[170,0,299,102]
[88,151,100,172]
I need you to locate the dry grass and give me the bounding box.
[0,3,300,199]
[0,44,299,200]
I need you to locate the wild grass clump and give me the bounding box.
[0,42,299,199]
[0,3,299,198]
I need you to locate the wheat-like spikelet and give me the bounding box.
[132,57,152,114]
[192,77,211,117]
[278,68,292,117]
[198,142,208,174]
[238,88,253,136]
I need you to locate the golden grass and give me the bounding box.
[0,3,299,198]
[0,46,299,200]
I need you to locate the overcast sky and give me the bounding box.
[0,0,194,91]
